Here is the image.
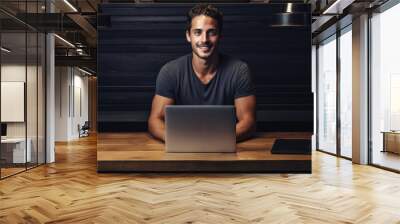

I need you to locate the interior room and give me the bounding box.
[0,0,400,223]
[1,6,46,178]
[96,3,313,173]
[370,3,400,170]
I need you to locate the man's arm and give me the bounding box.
[235,95,256,142]
[148,94,174,142]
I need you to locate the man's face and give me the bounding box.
[186,15,220,60]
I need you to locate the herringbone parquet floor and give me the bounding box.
[1,135,400,224]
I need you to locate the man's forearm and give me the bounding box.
[149,116,254,142]
[148,118,166,142]
[236,119,256,142]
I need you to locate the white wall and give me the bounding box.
[55,66,70,141]
[1,64,26,81]
[55,67,89,141]
[72,73,89,138]
[1,64,41,138]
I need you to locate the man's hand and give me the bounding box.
[148,95,174,142]
[235,95,256,142]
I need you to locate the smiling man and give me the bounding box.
[148,4,256,142]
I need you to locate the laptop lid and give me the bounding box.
[165,105,236,153]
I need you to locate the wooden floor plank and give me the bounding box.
[0,134,400,223]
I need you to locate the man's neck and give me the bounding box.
[191,52,219,78]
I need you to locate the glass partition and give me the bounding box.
[0,1,46,179]
[38,32,45,165]
[37,0,46,166]
[1,30,28,178]
[27,30,38,169]
[26,0,41,170]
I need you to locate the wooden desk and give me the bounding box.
[97,132,312,173]
[1,138,31,164]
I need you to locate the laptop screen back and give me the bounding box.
[165,105,236,153]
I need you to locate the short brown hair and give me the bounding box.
[186,4,223,33]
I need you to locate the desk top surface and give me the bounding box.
[1,138,27,143]
[381,131,400,134]
[97,132,312,161]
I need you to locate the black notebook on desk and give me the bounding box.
[271,139,311,155]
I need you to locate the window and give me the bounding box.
[339,27,352,158]
[317,35,337,154]
[370,2,400,171]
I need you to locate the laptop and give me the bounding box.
[165,105,236,153]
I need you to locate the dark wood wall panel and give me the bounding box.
[98,3,312,132]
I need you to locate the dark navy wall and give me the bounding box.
[98,3,312,132]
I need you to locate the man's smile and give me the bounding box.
[197,44,212,51]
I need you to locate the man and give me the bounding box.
[148,4,256,142]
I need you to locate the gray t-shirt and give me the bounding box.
[155,54,255,105]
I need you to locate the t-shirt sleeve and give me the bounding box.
[155,65,176,99]
[234,63,256,99]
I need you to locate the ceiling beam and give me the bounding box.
[55,55,96,70]
[66,13,97,47]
